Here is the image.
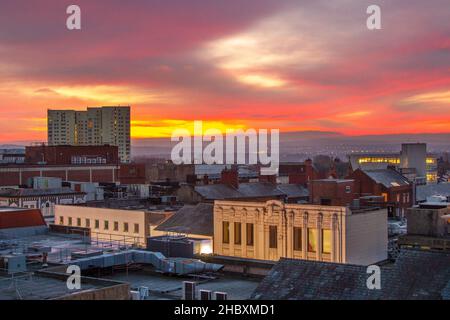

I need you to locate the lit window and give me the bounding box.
[308,228,317,253]
[322,229,332,254]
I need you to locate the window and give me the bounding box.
[246,223,254,246]
[77,218,81,227]
[95,219,99,229]
[68,217,72,226]
[85,219,90,228]
[234,222,242,245]
[322,229,332,254]
[104,220,109,230]
[222,221,230,244]
[345,185,351,193]
[133,223,139,233]
[114,221,119,231]
[59,216,64,225]
[293,227,302,251]
[269,226,277,249]
[308,228,317,253]
[123,222,129,232]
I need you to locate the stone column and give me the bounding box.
[331,214,337,262]
[316,213,322,261]
[302,212,308,260]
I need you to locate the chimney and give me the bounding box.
[260,174,277,184]
[221,168,239,189]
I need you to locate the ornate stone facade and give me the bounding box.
[214,200,387,265]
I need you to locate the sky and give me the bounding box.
[0,0,449,143]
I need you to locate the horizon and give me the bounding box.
[0,0,449,142]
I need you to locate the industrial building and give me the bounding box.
[348,143,438,183]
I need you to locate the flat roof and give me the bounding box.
[103,270,260,300]
[0,273,101,300]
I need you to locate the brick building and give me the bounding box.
[25,145,119,165]
[119,163,147,184]
[0,164,119,187]
[308,179,355,206]
[278,160,321,185]
[347,168,413,218]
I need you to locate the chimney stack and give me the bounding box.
[221,167,239,189]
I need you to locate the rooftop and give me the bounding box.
[362,169,410,188]
[416,183,450,202]
[194,182,308,200]
[251,249,450,300]
[0,187,85,197]
[155,203,214,236]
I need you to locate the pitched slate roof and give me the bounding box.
[251,249,450,300]
[194,183,308,200]
[362,169,410,188]
[155,203,214,236]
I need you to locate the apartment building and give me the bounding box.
[213,200,387,265]
[48,106,130,163]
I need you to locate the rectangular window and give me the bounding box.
[59,216,64,225]
[95,219,99,229]
[104,220,109,230]
[85,219,90,228]
[293,227,302,251]
[246,223,254,246]
[123,222,129,232]
[269,226,277,249]
[222,221,230,244]
[114,221,119,231]
[68,217,72,226]
[308,228,317,253]
[233,222,241,245]
[322,229,332,254]
[77,218,81,227]
[134,223,139,233]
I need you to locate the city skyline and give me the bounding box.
[0,0,449,143]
